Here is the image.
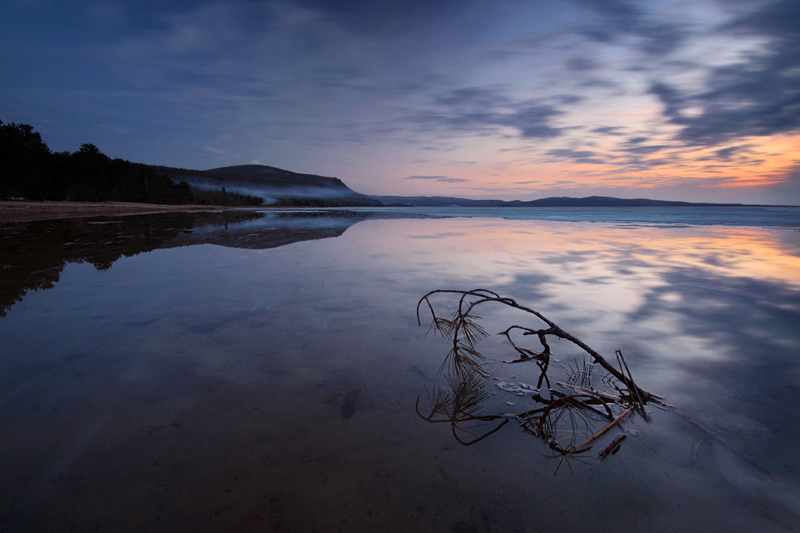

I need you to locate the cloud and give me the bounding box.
[757,163,800,204]
[575,0,687,56]
[545,148,608,165]
[591,126,624,136]
[619,144,667,155]
[648,0,800,146]
[693,145,756,163]
[713,146,744,162]
[510,105,565,138]
[565,57,598,72]
[405,175,469,183]
[291,0,471,36]
[433,87,510,108]
[412,86,569,140]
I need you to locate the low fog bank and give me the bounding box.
[186,179,374,205]
[154,164,382,207]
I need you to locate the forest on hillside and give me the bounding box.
[0,120,263,206]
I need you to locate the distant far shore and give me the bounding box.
[0,200,272,223]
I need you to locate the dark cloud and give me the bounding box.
[649,0,800,146]
[694,145,757,163]
[565,57,598,71]
[556,94,583,105]
[579,78,620,89]
[547,148,596,159]
[292,0,458,32]
[714,146,743,161]
[511,106,564,138]
[725,0,800,36]
[591,126,624,136]
[545,148,607,165]
[97,0,458,38]
[288,0,534,42]
[759,163,800,204]
[620,144,667,155]
[575,0,686,56]
[415,87,567,139]
[77,0,280,43]
[648,82,683,117]
[545,140,668,168]
[405,175,469,183]
[434,87,511,108]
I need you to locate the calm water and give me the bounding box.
[1,207,799,532]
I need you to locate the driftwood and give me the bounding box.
[416,289,665,470]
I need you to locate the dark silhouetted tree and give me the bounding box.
[1,119,219,205]
[68,143,112,201]
[0,120,52,199]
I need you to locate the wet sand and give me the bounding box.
[0,200,268,223]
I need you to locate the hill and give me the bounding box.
[153,164,383,207]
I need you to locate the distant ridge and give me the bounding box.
[372,195,761,208]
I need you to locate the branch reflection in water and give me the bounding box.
[416,289,666,474]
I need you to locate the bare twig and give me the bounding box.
[616,349,649,421]
[416,289,663,469]
[599,434,628,459]
[418,289,661,404]
[578,406,635,450]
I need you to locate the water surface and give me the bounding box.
[1,208,799,532]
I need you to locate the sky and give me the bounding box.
[2,0,799,204]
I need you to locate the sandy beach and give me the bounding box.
[0,200,268,222]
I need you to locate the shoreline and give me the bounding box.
[0,200,271,223]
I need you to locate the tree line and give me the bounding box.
[0,120,262,206]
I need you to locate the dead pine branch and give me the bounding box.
[416,289,665,465]
[417,289,662,405]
